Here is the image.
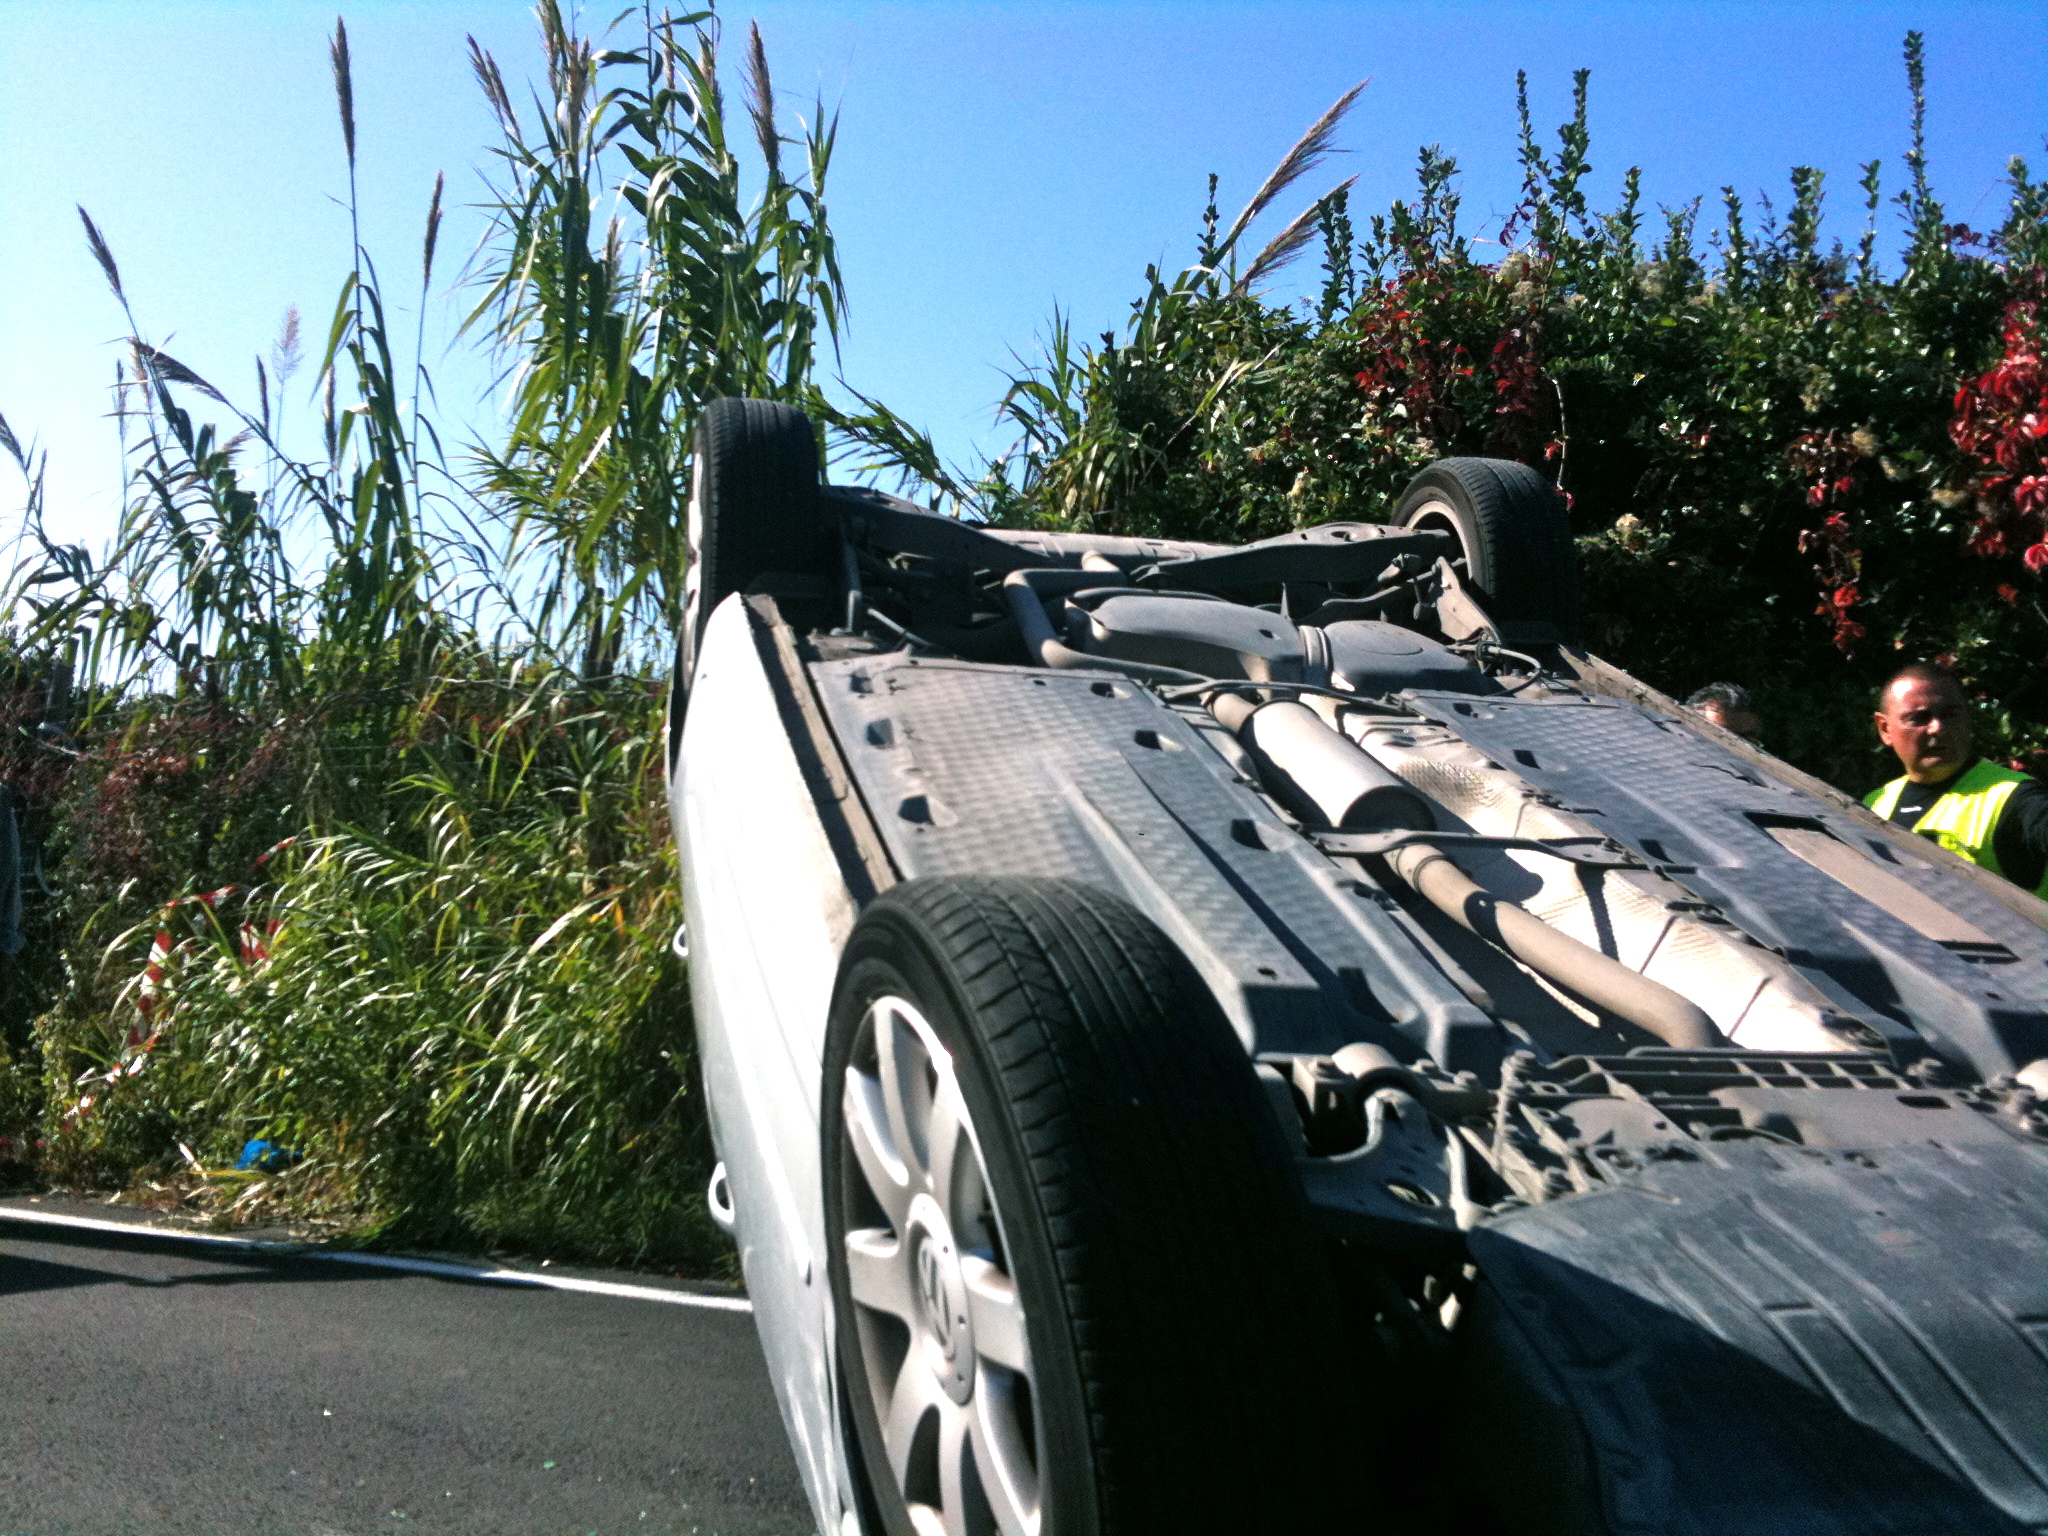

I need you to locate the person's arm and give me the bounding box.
[1993,778,2048,892]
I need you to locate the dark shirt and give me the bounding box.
[1887,758,2048,891]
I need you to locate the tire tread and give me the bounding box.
[830,877,1362,1535]
[1398,455,1579,634]
[692,397,824,642]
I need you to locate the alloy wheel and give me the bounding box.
[839,995,1040,1536]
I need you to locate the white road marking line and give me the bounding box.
[0,1206,752,1313]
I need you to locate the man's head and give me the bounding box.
[1685,682,1761,743]
[1875,664,1972,784]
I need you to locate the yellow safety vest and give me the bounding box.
[1865,759,2048,897]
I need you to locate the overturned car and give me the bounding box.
[669,397,2048,1536]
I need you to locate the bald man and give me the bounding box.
[1865,663,2048,895]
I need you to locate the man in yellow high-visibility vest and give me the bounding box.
[1865,663,2048,897]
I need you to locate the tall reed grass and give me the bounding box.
[467,0,843,671]
[0,5,824,1272]
[40,668,705,1261]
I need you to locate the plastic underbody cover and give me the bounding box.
[1322,619,1491,695]
[807,654,1502,1067]
[1463,1137,2048,1535]
[1075,594,1303,681]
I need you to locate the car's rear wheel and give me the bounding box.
[1395,456,1579,638]
[673,397,827,728]
[822,876,1363,1536]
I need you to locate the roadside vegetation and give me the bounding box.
[0,3,837,1272]
[851,35,2048,788]
[0,14,2040,1271]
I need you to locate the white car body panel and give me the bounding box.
[675,592,858,1535]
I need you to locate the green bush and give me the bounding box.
[27,668,719,1271]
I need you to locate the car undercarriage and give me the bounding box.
[672,399,2048,1536]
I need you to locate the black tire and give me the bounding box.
[676,397,826,707]
[1396,457,1579,637]
[822,876,1364,1536]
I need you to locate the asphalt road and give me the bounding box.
[0,1206,812,1536]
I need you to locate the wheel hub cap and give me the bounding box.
[839,995,1044,1536]
[908,1193,975,1403]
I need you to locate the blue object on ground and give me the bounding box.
[236,1139,299,1172]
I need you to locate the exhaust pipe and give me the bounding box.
[1209,691,1727,1051]
[1380,841,1725,1050]
[1002,569,1207,686]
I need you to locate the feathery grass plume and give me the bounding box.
[745,20,780,180]
[413,172,447,510]
[77,207,125,300]
[330,16,356,170]
[466,0,844,657]
[0,410,22,473]
[321,355,338,463]
[1236,177,1357,294]
[131,342,229,405]
[1214,80,1365,264]
[260,308,301,452]
[111,356,136,448]
[271,306,303,386]
[467,34,518,133]
[422,171,445,287]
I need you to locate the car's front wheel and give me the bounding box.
[822,876,1364,1536]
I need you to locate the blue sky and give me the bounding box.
[2,1,2043,547]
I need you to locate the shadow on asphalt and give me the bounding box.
[0,1216,522,1299]
[0,1249,403,1299]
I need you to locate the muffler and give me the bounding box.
[1210,695,1436,832]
